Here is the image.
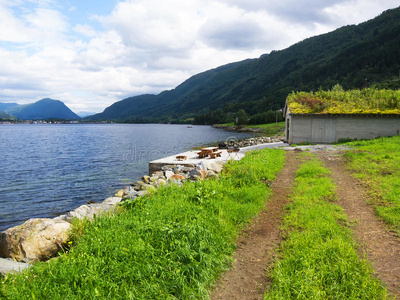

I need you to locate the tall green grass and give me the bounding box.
[265,158,387,299]
[216,122,285,136]
[1,149,285,299]
[246,122,285,136]
[344,136,400,231]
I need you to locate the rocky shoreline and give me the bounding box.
[0,135,283,277]
[217,135,284,148]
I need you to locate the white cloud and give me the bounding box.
[0,0,398,113]
[324,0,399,26]
[73,23,96,37]
[105,1,199,47]
[0,4,33,42]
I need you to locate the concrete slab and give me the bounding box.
[149,149,244,174]
[148,142,288,174]
[239,141,288,152]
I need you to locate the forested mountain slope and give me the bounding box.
[88,7,400,123]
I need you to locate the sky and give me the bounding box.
[0,0,398,113]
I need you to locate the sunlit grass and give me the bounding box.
[1,149,285,299]
[247,122,285,136]
[344,135,400,232]
[265,158,387,299]
[217,122,285,136]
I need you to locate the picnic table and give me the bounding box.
[197,147,219,158]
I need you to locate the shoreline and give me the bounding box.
[0,135,286,275]
[0,135,284,233]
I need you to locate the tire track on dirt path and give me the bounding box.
[319,152,400,297]
[210,151,301,300]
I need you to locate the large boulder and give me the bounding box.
[0,218,71,262]
[189,168,207,180]
[0,258,30,277]
[164,170,174,180]
[206,162,224,173]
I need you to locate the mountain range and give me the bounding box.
[2,7,399,124]
[87,6,400,124]
[0,98,80,120]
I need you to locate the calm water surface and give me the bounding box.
[0,124,252,231]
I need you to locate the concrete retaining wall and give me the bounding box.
[287,115,400,144]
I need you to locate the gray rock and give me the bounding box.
[190,175,202,181]
[206,162,224,173]
[152,171,164,178]
[135,191,148,197]
[142,175,150,184]
[197,162,207,171]
[153,179,167,187]
[66,199,120,221]
[102,197,123,206]
[164,170,174,180]
[0,258,30,277]
[206,170,219,179]
[181,166,194,173]
[114,189,125,197]
[0,218,71,262]
[124,186,137,195]
[53,214,68,221]
[141,184,156,192]
[150,176,159,182]
[189,168,207,180]
[173,165,184,173]
[123,189,140,199]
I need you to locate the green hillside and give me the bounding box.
[0,110,16,120]
[88,7,400,124]
[5,98,80,120]
[0,103,19,111]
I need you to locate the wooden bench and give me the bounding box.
[197,149,213,158]
[209,151,222,159]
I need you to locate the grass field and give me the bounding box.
[344,135,400,233]
[265,157,388,299]
[247,122,285,136]
[1,149,285,299]
[2,135,400,299]
[218,122,286,136]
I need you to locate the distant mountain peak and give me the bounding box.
[3,98,80,120]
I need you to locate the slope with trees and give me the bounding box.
[87,7,400,124]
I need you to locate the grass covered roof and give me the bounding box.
[286,85,400,115]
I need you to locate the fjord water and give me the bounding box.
[0,124,252,232]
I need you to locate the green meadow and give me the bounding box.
[265,157,387,299]
[2,135,400,299]
[344,135,400,232]
[1,149,285,299]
